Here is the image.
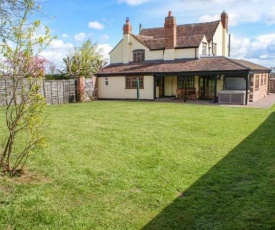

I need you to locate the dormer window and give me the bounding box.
[213,43,217,56]
[202,43,207,55]
[133,49,145,62]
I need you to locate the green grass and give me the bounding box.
[0,101,274,229]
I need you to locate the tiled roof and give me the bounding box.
[133,35,204,50]
[144,38,165,50]
[96,57,271,76]
[176,35,205,48]
[139,21,220,42]
[177,21,220,41]
[227,58,271,71]
[133,21,220,50]
[132,35,152,48]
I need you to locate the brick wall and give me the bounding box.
[249,73,268,102]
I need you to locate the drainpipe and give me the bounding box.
[228,34,231,57]
[136,77,140,100]
[214,75,218,103]
[184,76,187,102]
[153,74,156,100]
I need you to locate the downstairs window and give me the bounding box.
[125,76,144,89]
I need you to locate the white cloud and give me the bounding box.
[40,40,113,70]
[198,14,219,23]
[199,12,240,26]
[100,34,110,42]
[230,35,250,58]
[48,39,74,49]
[88,21,104,30]
[62,33,69,38]
[74,32,86,42]
[143,0,274,26]
[118,0,150,6]
[250,34,275,51]
[40,39,74,71]
[230,33,275,67]
[265,6,275,24]
[97,44,113,64]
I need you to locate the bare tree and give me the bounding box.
[48,61,57,74]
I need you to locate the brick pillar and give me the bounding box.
[76,76,85,102]
[93,76,98,99]
[164,11,177,49]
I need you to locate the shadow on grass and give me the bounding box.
[143,112,275,230]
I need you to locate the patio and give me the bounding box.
[155,93,275,109]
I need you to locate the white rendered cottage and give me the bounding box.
[96,11,271,105]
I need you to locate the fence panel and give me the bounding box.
[0,78,76,106]
[0,78,44,106]
[43,79,76,105]
[269,78,275,93]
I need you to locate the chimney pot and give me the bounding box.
[168,11,172,17]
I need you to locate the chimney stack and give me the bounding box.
[164,11,177,49]
[123,17,132,34]
[221,11,228,32]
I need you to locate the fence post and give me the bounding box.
[43,79,46,99]
[50,81,53,105]
[76,76,85,102]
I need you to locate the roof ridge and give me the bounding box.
[177,20,220,27]
[140,20,220,31]
[177,34,205,38]
[131,34,150,48]
[133,34,153,39]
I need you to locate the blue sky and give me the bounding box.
[40,0,275,70]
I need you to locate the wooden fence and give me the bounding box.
[43,79,76,105]
[269,78,275,93]
[0,77,95,106]
[0,78,94,106]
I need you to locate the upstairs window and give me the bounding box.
[213,43,217,56]
[202,43,207,55]
[133,50,145,63]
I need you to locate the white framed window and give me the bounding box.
[133,50,145,63]
[125,76,144,89]
[255,75,260,91]
[213,43,217,56]
[202,43,207,55]
[104,77,109,86]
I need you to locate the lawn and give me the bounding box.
[0,101,275,229]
